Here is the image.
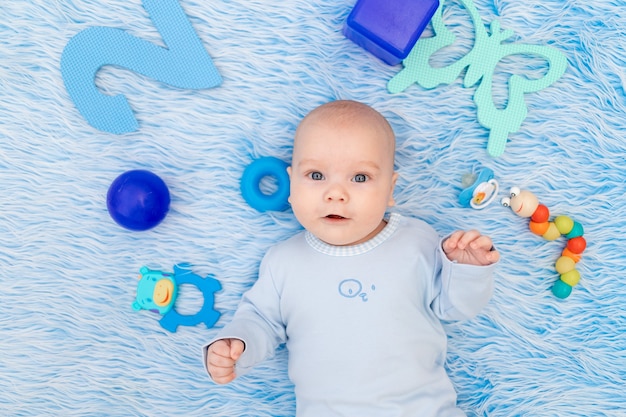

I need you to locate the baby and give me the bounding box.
[204,100,499,416]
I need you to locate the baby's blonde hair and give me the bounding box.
[295,100,395,158]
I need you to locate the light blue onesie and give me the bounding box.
[204,213,496,417]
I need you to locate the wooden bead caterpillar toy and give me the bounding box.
[501,187,586,299]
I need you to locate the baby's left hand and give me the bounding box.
[443,230,499,266]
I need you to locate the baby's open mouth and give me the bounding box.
[326,214,346,219]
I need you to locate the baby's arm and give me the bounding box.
[442,230,499,266]
[431,230,498,320]
[206,338,245,384]
[202,246,287,381]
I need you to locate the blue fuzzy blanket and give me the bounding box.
[1,0,625,415]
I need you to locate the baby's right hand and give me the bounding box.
[206,338,245,384]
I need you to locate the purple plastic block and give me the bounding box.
[343,0,439,65]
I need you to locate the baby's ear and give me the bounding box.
[388,172,399,206]
[286,166,293,204]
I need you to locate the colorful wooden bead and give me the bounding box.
[555,256,576,274]
[531,204,550,223]
[560,269,581,286]
[552,280,572,299]
[542,223,561,241]
[562,247,582,263]
[567,236,587,254]
[554,215,574,234]
[566,222,584,239]
[529,221,549,235]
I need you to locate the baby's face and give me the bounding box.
[288,111,397,246]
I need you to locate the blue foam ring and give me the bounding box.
[159,265,222,333]
[241,157,290,212]
[458,167,498,209]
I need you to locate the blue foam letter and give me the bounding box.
[61,0,222,134]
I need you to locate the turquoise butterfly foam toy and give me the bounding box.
[388,0,567,157]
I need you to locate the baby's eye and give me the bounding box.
[353,174,368,183]
[309,172,324,180]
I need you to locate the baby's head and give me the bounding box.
[287,100,398,246]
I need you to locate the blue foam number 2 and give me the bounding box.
[61,0,222,134]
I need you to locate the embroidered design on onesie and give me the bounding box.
[338,279,376,302]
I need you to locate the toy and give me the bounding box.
[133,265,222,332]
[133,267,178,314]
[343,0,439,65]
[387,0,567,157]
[61,0,222,134]
[458,167,499,209]
[107,170,170,231]
[501,187,586,299]
[241,157,290,212]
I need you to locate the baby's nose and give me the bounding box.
[325,183,348,202]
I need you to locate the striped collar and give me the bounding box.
[305,213,400,256]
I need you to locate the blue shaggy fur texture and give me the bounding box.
[1,0,625,415]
